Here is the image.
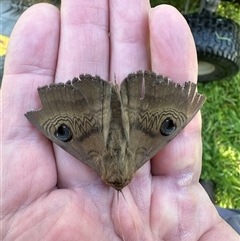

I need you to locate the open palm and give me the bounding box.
[2,1,238,240]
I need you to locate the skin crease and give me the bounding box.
[1,0,239,240]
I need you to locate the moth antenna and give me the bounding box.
[140,73,145,99]
[117,191,126,241]
[118,190,140,241]
[119,190,127,202]
[114,73,117,85]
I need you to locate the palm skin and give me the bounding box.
[2,1,238,240]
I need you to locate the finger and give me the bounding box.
[109,0,150,83]
[2,4,60,209]
[55,0,109,81]
[149,5,202,179]
[3,4,60,90]
[54,0,110,189]
[150,5,198,83]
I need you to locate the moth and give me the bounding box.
[25,70,206,191]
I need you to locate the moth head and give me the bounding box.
[103,178,132,191]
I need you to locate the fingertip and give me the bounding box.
[5,3,60,77]
[149,4,198,83]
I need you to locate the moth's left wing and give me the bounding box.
[120,71,206,171]
[25,75,112,172]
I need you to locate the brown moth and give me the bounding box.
[25,70,206,191]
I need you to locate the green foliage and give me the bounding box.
[150,0,240,23]
[198,73,240,208]
[150,0,199,12]
[217,1,240,24]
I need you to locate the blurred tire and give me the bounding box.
[184,12,240,82]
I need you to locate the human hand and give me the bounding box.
[2,1,238,240]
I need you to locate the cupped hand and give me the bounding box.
[2,1,238,240]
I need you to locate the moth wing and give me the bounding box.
[25,76,112,172]
[120,71,206,171]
